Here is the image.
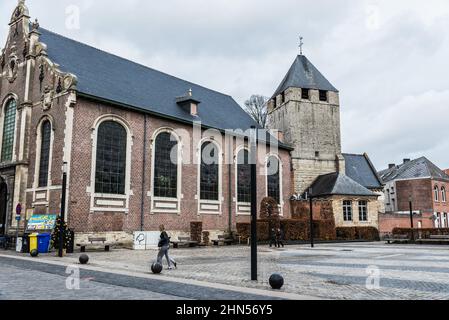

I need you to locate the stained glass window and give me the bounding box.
[38,120,52,187]
[267,156,280,204]
[1,99,17,162]
[153,132,178,198]
[200,142,219,201]
[95,121,127,195]
[237,149,251,203]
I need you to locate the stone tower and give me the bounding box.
[267,55,345,194]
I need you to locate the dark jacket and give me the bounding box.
[158,231,170,247]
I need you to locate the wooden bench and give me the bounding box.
[416,235,449,245]
[171,237,198,249]
[385,235,410,244]
[76,237,119,253]
[212,235,234,246]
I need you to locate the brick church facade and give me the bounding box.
[1,1,382,242]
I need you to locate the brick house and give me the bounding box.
[378,157,449,235]
[0,1,295,242]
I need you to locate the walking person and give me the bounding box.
[269,228,277,248]
[276,227,285,248]
[157,225,177,270]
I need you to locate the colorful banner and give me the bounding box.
[26,214,58,231]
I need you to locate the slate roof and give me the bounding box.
[343,153,383,189]
[379,157,449,183]
[272,55,338,98]
[39,28,290,148]
[309,173,376,197]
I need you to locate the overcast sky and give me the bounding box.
[2,0,449,171]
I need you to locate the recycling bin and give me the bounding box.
[29,233,38,253]
[37,233,51,254]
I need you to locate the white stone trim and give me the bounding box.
[149,127,182,215]
[88,115,133,214]
[264,153,284,216]
[0,94,19,163]
[197,138,223,215]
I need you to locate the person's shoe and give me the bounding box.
[174,262,178,269]
[168,267,174,270]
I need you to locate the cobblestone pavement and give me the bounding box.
[3,242,449,300]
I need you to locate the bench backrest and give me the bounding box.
[89,237,107,243]
[394,235,409,239]
[430,235,449,240]
[178,236,191,242]
[218,235,225,240]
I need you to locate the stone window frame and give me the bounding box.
[0,94,19,163]
[31,116,55,207]
[235,145,251,216]
[149,127,183,215]
[265,153,284,216]
[441,187,446,203]
[197,138,223,215]
[358,200,368,222]
[343,200,353,222]
[434,185,440,202]
[88,115,133,214]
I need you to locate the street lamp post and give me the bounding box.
[250,126,258,281]
[409,196,415,241]
[309,188,315,248]
[59,162,68,258]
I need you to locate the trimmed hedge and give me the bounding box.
[393,228,449,239]
[336,227,380,241]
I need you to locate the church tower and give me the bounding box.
[267,54,345,194]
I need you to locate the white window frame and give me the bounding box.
[434,185,439,202]
[31,116,55,207]
[0,94,19,163]
[442,187,446,203]
[88,115,133,213]
[149,127,182,214]
[265,154,284,216]
[343,200,353,222]
[235,146,251,216]
[197,138,223,215]
[358,200,368,222]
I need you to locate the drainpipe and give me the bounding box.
[140,115,148,231]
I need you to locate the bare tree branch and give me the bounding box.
[243,95,269,128]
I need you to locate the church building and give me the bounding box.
[1,1,381,243]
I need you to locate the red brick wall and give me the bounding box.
[396,179,433,212]
[432,179,449,213]
[379,212,435,235]
[68,97,293,233]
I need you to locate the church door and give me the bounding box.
[0,179,7,235]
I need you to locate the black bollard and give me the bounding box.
[269,273,284,290]
[79,254,89,265]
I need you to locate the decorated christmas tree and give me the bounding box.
[51,217,72,250]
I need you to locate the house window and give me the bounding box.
[267,156,280,204]
[343,200,353,221]
[442,187,446,203]
[358,201,368,222]
[153,132,178,198]
[38,120,52,187]
[386,189,391,204]
[200,142,219,201]
[95,121,127,195]
[1,99,17,162]
[319,90,328,102]
[237,149,251,203]
[281,92,285,104]
[434,186,439,202]
[302,88,310,100]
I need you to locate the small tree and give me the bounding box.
[243,95,269,128]
[51,217,73,250]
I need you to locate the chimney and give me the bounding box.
[389,164,396,169]
[403,159,411,164]
[444,169,449,175]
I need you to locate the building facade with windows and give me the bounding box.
[0,2,294,241]
[378,157,449,235]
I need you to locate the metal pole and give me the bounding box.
[309,188,315,248]
[409,197,415,241]
[250,126,258,281]
[59,162,68,258]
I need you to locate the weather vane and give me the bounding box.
[299,36,304,55]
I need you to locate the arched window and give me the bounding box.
[153,132,178,198]
[95,121,127,195]
[434,186,439,202]
[38,120,52,187]
[1,99,17,162]
[200,142,219,201]
[442,187,447,203]
[267,156,280,204]
[237,149,251,203]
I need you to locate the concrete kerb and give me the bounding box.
[0,253,320,300]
